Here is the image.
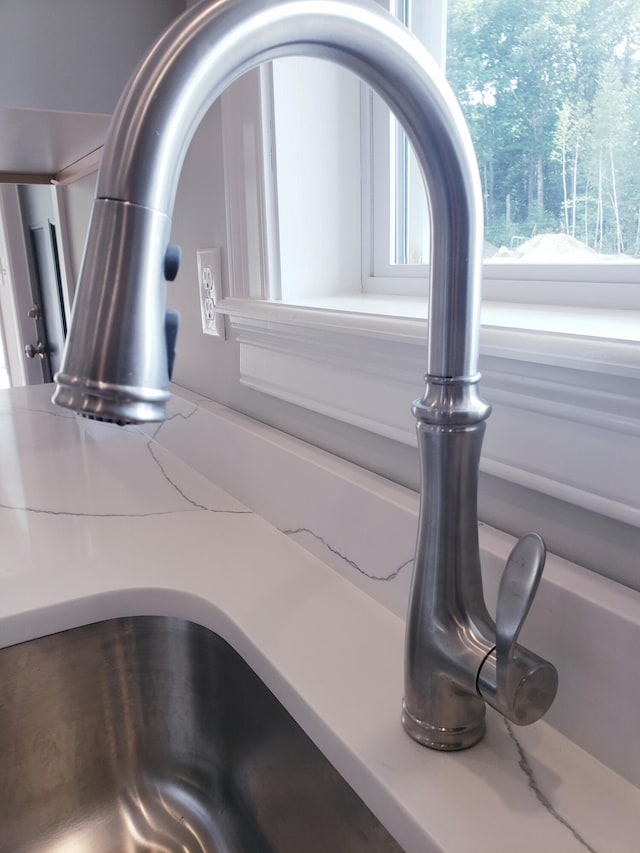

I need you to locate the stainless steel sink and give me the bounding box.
[0,616,404,852]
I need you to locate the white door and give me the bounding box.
[0,184,69,386]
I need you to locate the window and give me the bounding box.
[387,0,640,270]
[368,0,445,282]
[218,0,640,315]
[447,0,640,264]
[371,0,640,309]
[250,0,640,310]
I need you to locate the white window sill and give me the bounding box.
[216,294,640,529]
[218,293,640,369]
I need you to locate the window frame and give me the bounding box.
[365,0,640,306]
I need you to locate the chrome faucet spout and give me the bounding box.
[53,0,557,750]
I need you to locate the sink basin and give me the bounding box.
[0,616,404,852]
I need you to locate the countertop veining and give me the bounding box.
[0,384,639,853]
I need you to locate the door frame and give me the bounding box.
[0,183,76,386]
[0,184,38,385]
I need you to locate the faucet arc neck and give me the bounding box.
[96,0,484,382]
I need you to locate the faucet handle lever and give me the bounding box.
[478,533,558,725]
[496,533,545,705]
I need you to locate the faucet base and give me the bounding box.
[401,701,485,751]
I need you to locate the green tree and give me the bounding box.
[447,0,640,254]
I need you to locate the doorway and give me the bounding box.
[17,184,67,382]
[0,181,86,388]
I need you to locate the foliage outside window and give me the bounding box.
[446,0,640,260]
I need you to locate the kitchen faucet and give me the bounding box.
[53,0,557,750]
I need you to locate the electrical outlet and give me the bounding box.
[196,248,226,338]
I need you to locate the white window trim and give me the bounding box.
[216,14,640,537]
[218,295,640,529]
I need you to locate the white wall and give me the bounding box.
[166,103,232,394]
[272,58,362,300]
[59,173,97,302]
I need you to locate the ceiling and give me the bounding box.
[0,105,110,183]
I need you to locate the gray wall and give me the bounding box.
[0,0,185,113]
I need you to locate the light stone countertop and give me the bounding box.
[0,383,639,853]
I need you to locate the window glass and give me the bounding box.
[395,0,640,264]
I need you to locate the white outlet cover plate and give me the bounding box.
[197,248,226,338]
